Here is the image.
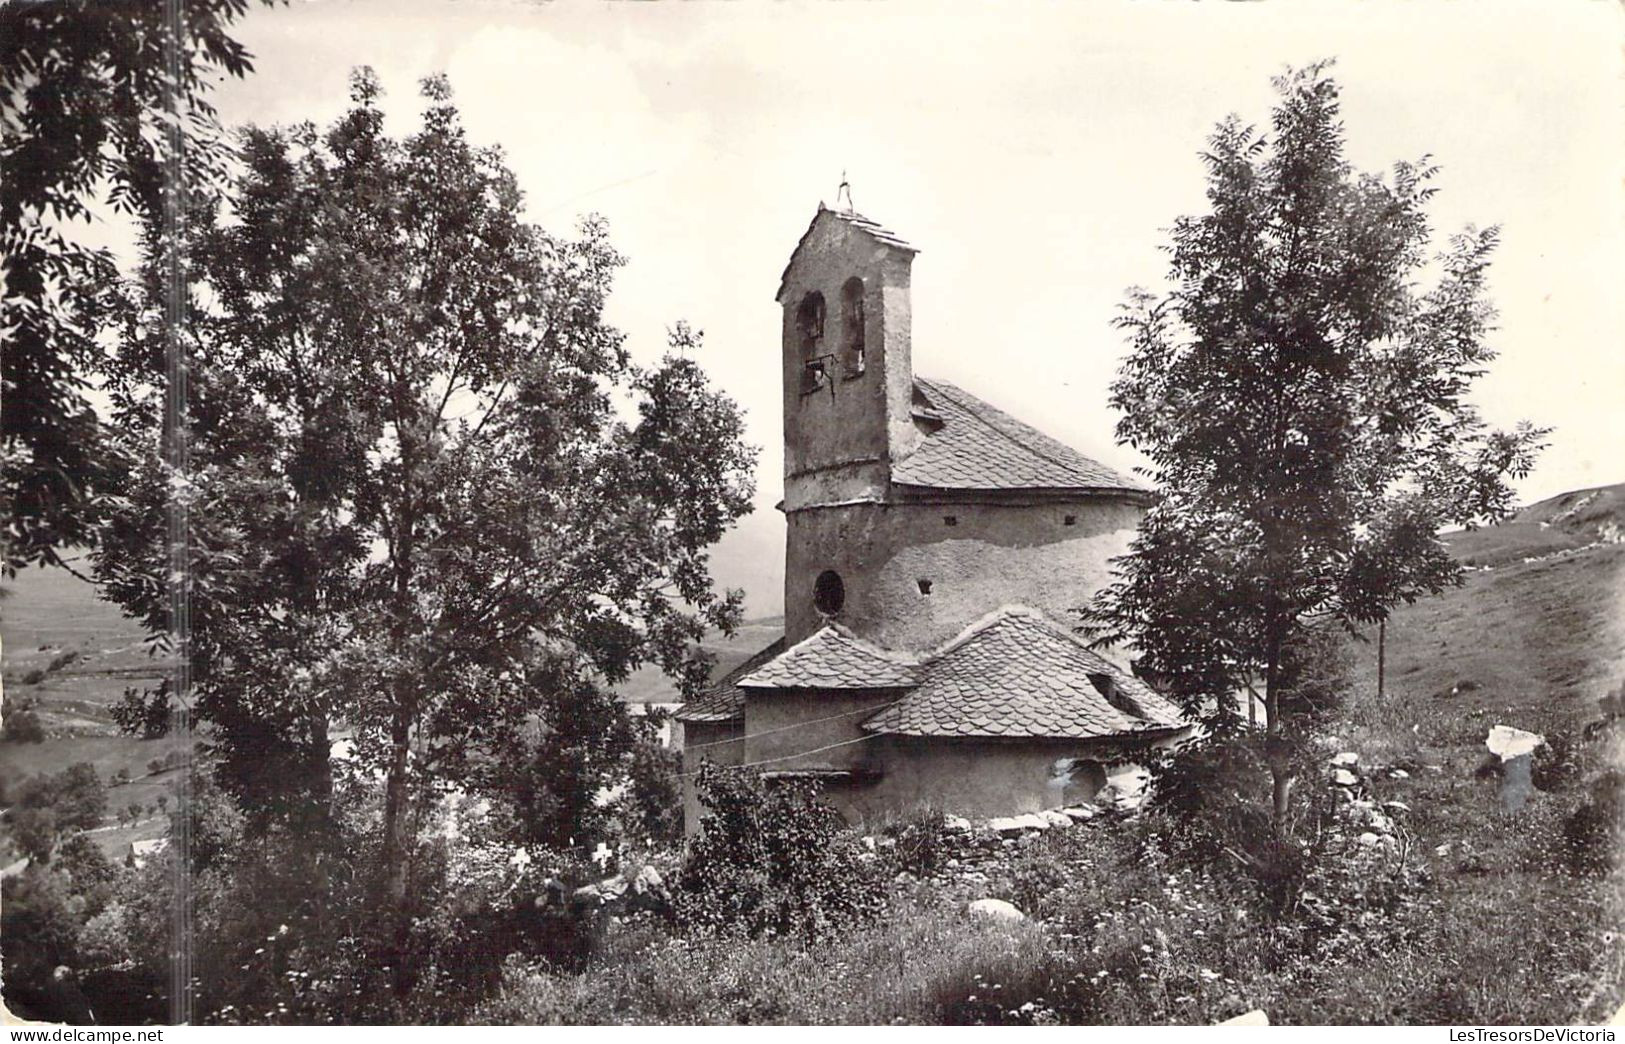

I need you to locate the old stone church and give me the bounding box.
[676,203,1185,829]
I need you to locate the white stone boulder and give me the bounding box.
[1060,805,1096,822]
[1012,812,1051,832]
[1220,1010,1270,1026]
[1331,752,1360,768]
[630,864,664,896]
[987,816,1027,836]
[1100,764,1152,810]
[1332,768,1359,787]
[1486,725,1545,762]
[967,898,1026,923]
[943,814,972,834]
[1040,809,1073,829]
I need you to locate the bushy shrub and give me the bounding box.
[882,805,950,878]
[1531,729,1586,792]
[503,681,640,851]
[621,735,683,844]
[0,867,88,1021]
[3,704,46,743]
[674,765,884,940]
[1146,736,1331,916]
[1561,769,1624,874]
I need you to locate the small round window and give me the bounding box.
[813,570,845,615]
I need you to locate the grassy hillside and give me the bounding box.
[1,564,173,857]
[1310,491,1625,1023]
[1350,482,1625,737]
[1,563,168,733]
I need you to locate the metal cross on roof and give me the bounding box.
[836,171,855,212]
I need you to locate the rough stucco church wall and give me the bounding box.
[819,736,1113,822]
[742,688,899,769]
[784,498,1142,650]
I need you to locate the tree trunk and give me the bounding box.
[378,706,414,993]
[1263,627,1292,827]
[1270,766,1294,824]
[1377,619,1386,700]
[380,722,411,884]
[381,412,418,991]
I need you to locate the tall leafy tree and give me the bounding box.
[96,70,756,946]
[0,0,268,575]
[1086,63,1546,820]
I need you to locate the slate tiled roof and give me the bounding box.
[737,624,920,690]
[861,607,1185,739]
[777,205,917,300]
[674,638,786,723]
[892,378,1148,495]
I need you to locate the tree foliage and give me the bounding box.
[674,766,885,940]
[1085,63,1546,813]
[0,0,268,574]
[94,69,755,925]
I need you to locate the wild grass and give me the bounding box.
[476,896,1058,1025]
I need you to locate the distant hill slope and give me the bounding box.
[1,563,166,737]
[616,618,785,704]
[1449,481,1625,570]
[1,566,174,858]
[1337,479,1625,788]
[1354,534,1625,727]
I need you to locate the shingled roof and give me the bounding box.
[860,607,1184,739]
[680,607,1185,740]
[892,378,1148,496]
[777,205,917,300]
[737,623,920,690]
[674,638,786,723]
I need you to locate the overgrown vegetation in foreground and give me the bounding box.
[6,657,1621,1025]
[481,741,1621,1025]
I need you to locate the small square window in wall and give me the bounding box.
[1063,514,1077,526]
[943,515,958,527]
[917,579,933,595]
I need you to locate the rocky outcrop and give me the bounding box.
[967,898,1025,923]
[560,864,672,920]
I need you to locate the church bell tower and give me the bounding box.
[775,202,919,515]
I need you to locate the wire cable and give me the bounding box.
[678,698,901,752]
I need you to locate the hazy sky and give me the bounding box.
[94,0,1625,617]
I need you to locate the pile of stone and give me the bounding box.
[865,802,1114,892]
[983,805,1096,837]
[1325,750,1408,851]
[565,864,671,919]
